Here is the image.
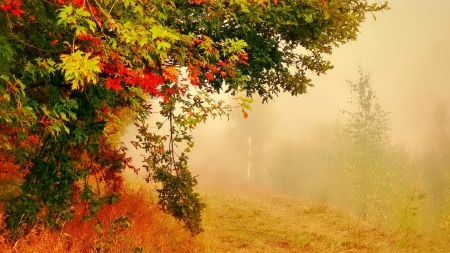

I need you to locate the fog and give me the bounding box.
[189,1,450,175]
[123,0,450,234]
[185,0,450,232]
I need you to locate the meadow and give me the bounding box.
[0,182,448,253]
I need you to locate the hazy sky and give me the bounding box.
[187,0,450,155]
[265,0,450,149]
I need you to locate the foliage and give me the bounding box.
[338,71,389,163]
[329,69,428,230]
[331,69,392,218]
[421,104,450,202]
[419,104,450,234]
[0,0,388,236]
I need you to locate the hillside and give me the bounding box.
[197,185,447,253]
[0,183,448,252]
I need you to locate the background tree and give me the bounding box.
[227,96,275,185]
[422,104,450,202]
[419,103,450,230]
[331,69,392,219]
[330,69,425,230]
[0,0,388,236]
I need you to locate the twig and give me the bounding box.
[5,12,63,53]
[86,0,102,28]
[168,104,179,177]
[353,203,367,235]
[108,0,120,16]
[396,187,417,236]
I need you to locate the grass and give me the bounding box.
[0,186,198,253]
[197,183,449,253]
[0,182,448,252]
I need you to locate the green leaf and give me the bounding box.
[156,41,171,51]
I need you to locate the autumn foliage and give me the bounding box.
[0,0,388,240]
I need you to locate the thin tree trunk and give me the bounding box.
[247,136,252,183]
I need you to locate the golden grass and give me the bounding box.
[0,187,198,253]
[196,184,450,253]
[0,182,448,252]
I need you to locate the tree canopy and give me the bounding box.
[0,0,388,236]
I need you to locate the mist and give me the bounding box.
[180,0,450,234]
[119,0,450,237]
[187,0,450,178]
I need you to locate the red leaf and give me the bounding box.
[242,110,248,118]
[71,0,84,7]
[89,4,99,16]
[106,78,122,92]
[1,4,12,11]
[51,40,59,46]
[190,74,200,86]
[208,64,219,73]
[140,72,164,95]
[11,7,25,17]
[205,72,214,81]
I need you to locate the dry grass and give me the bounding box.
[0,182,448,252]
[0,187,198,253]
[197,184,450,253]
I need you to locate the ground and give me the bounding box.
[0,182,448,252]
[197,184,448,253]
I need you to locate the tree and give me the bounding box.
[423,104,450,233]
[339,69,391,162]
[329,69,390,208]
[330,69,408,225]
[0,0,388,236]
[422,104,450,204]
[228,96,275,185]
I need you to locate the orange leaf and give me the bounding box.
[162,66,179,82]
[242,110,248,118]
